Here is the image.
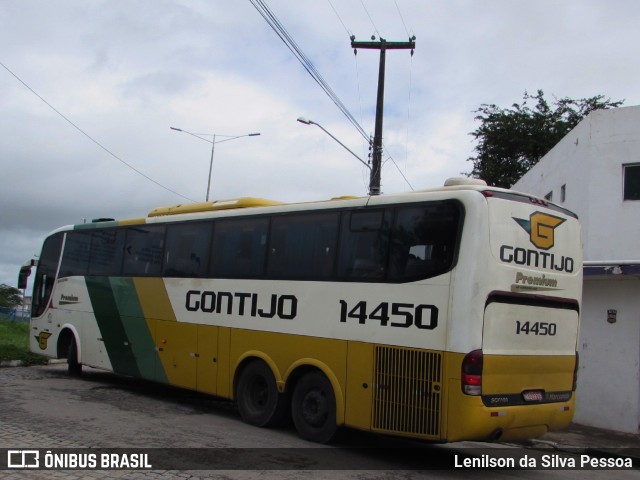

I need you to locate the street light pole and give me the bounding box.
[170,127,260,201]
[297,117,373,194]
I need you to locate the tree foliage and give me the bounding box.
[467,90,624,188]
[0,284,23,308]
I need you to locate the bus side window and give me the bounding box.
[164,222,212,278]
[32,234,63,317]
[388,202,461,281]
[337,209,389,279]
[59,231,91,278]
[267,212,339,279]
[89,229,125,276]
[122,226,165,276]
[210,218,268,278]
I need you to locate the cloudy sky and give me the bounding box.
[2,0,640,292]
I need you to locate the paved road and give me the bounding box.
[0,364,638,479]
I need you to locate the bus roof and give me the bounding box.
[46,178,577,235]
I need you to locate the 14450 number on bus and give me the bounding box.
[339,300,438,329]
[515,320,557,336]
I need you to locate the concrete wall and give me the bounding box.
[574,278,640,433]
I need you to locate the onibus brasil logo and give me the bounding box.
[513,212,566,250]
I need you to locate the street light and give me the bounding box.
[170,127,260,201]
[296,117,375,195]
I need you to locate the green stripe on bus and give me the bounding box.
[74,221,118,230]
[85,276,140,377]
[109,277,167,383]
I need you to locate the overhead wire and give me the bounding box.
[384,0,416,191]
[251,0,415,192]
[394,0,411,38]
[325,0,372,193]
[250,0,369,143]
[359,0,381,38]
[396,0,415,186]
[384,152,414,191]
[0,60,196,203]
[404,49,414,180]
[327,0,370,157]
[326,0,352,38]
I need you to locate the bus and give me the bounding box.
[20,178,581,444]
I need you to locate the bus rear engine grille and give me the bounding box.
[372,346,442,438]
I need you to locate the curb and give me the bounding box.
[0,358,66,368]
[525,439,640,462]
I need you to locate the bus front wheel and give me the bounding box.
[291,371,338,443]
[67,336,82,377]
[236,360,288,427]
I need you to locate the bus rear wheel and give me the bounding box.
[236,360,288,427]
[291,371,338,443]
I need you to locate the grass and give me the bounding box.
[0,319,49,365]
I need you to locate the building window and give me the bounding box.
[545,191,553,201]
[560,184,566,203]
[623,164,640,200]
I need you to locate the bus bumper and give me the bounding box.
[444,381,575,442]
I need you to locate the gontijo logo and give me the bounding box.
[513,212,566,250]
[499,211,574,273]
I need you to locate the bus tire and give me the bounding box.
[67,336,82,377]
[236,360,288,427]
[291,371,338,443]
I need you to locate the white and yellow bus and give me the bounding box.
[21,179,581,444]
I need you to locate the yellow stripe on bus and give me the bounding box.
[132,278,185,387]
[133,278,177,322]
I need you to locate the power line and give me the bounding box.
[326,0,352,38]
[384,152,414,191]
[326,0,370,162]
[404,52,414,173]
[251,1,416,193]
[0,60,196,203]
[249,0,369,143]
[394,0,411,38]
[359,0,381,38]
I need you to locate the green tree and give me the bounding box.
[468,90,624,188]
[0,284,23,308]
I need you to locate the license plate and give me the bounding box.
[523,390,544,402]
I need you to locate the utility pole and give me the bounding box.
[351,36,415,195]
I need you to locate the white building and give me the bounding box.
[513,106,640,434]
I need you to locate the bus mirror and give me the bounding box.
[18,260,36,290]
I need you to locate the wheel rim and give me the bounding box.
[247,375,269,412]
[301,388,327,427]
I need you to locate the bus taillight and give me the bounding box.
[462,349,483,396]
